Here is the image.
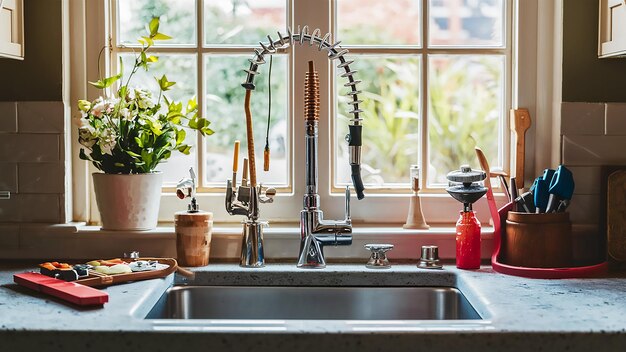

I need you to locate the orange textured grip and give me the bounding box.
[304,61,320,121]
[232,140,240,173]
[263,147,270,172]
[244,90,257,187]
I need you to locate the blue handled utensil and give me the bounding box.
[546,165,575,212]
[542,168,555,183]
[529,177,539,195]
[534,178,550,213]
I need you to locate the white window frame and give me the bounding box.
[69,0,560,226]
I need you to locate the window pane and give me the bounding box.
[203,0,286,46]
[427,55,504,186]
[203,55,288,186]
[117,0,196,46]
[118,54,198,186]
[428,0,504,47]
[337,0,421,46]
[335,56,421,188]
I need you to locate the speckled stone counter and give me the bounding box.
[1,262,626,352]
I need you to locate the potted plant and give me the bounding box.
[77,18,214,230]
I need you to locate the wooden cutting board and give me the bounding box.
[75,257,178,287]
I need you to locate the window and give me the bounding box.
[113,0,290,188]
[334,0,509,190]
[79,0,523,224]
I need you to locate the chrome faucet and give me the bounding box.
[297,61,353,269]
[236,28,367,267]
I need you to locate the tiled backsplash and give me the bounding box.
[561,102,626,262]
[0,101,66,224]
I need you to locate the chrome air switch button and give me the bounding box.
[418,245,443,269]
[364,244,394,269]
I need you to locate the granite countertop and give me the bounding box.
[1,262,626,352]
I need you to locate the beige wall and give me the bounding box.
[560,0,626,264]
[0,0,66,226]
[0,0,63,101]
[562,0,626,102]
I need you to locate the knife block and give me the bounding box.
[504,211,572,268]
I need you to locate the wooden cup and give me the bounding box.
[175,211,213,267]
[504,211,572,268]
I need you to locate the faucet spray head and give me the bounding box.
[176,167,199,212]
[304,60,320,121]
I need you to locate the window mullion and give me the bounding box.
[196,0,204,187]
[420,0,429,190]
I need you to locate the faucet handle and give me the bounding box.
[259,184,276,204]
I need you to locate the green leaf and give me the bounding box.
[188,117,198,129]
[146,55,158,63]
[126,150,141,158]
[166,112,183,124]
[141,36,154,47]
[177,144,191,155]
[117,56,124,80]
[114,162,125,168]
[157,75,176,92]
[146,118,163,136]
[88,75,120,89]
[170,101,183,113]
[134,136,143,147]
[118,84,127,96]
[141,150,153,166]
[176,129,186,145]
[152,32,172,41]
[200,126,215,136]
[88,60,123,90]
[149,17,160,37]
[79,148,91,161]
[186,96,198,112]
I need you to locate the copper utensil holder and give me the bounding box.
[504,211,572,268]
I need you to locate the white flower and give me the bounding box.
[134,88,154,110]
[91,97,119,118]
[91,97,106,118]
[77,117,91,128]
[99,128,117,155]
[126,88,136,101]
[119,108,132,121]
[78,124,97,148]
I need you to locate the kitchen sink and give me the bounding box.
[146,286,481,321]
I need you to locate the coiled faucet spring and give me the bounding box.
[241,25,365,199]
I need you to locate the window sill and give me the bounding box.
[0,222,497,261]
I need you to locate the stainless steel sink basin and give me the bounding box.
[146,286,481,320]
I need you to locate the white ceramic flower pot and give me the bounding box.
[92,172,163,231]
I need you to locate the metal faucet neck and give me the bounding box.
[305,120,318,198]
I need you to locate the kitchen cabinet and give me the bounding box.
[0,0,24,60]
[599,0,626,58]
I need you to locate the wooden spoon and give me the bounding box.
[510,108,532,188]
